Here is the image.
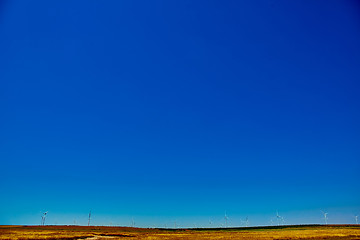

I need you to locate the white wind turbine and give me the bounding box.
[41,211,48,226]
[88,210,91,226]
[270,218,275,226]
[276,211,284,226]
[355,215,358,224]
[243,216,249,227]
[224,211,229,228]
[321,211,328,225]
[173,220,181,229]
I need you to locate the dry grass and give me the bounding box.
[0,225,360,240]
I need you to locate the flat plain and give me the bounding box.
[1,225,360,240]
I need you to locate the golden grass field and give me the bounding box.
[1,225,360,240]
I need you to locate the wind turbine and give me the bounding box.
[270,218,275,226]
[243,216,249,227]
[224,211,229,228]
[41,211,48,226]
[276,211,284,226]
[131,217,135,227]
[321,211,328,225]
[88,210,91,226]
[355,215,358,224]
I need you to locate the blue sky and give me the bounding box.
[1,0,360,227]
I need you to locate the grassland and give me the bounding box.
[0,225,360,240]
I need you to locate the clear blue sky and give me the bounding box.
[1,0,359,227]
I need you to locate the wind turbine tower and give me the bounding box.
[270,218,274,226]
[244,216,249,227]
[224,212,229,228]
[355,215,358,225]
[88,210,91,226]
[41,211,48,226]
[321,211,328,225]
[276,211,283,226]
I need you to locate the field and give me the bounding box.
[1,225,360,240]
